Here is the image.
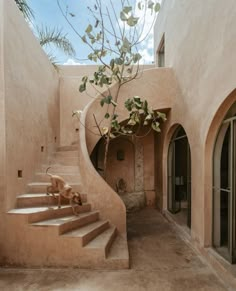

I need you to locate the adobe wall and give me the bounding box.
[0,0,6,215]
[58,65,155,146]
[3,0,60,210]
[154,0,236,246]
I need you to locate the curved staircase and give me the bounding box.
[7,146,129,269]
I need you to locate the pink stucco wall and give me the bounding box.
[2,0,60,211]
[154,0,236,246]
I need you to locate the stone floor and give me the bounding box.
[0,208,229,291]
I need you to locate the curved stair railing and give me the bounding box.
[79,97,127,236]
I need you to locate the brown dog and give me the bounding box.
[46,167,82,215]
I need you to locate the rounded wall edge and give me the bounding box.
[78,100,127,236]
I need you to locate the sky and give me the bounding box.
[27,0,161,65]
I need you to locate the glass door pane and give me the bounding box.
[187,143,191,228]
[168,142,180,213]
[213,122,233,262]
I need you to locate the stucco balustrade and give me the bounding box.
[78,67,181,235]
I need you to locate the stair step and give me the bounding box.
[106,235,129,269]
[41,165,80,173]
[54,150,78,158]
[27,182,82,193]
[35,172,81,183]
[85,226,117,256]
[49,156,78,166]
[63,220,110,246]
[31,211,99,235]
[16,193,88,208]
[57,145,78,151]
[8,205,74,223]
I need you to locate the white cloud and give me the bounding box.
[63,58,85,65]
[138,47,154,64]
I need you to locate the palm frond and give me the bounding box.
[46,53,60,70]
[36,26,76,57]
[14,0,34,22]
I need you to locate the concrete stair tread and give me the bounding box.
[31,211,99,226]
[84,226,116,249]
[35,172,80,176]
[63,220,109,238]
[40,165,80,174]
[8,205,71,214]
[34,172,81,183]
[107,235,129,260]
[28,182,81,186]
[54,150,78,156]
[17,193,86,198]
[41,165,79,169]
[57,145,78,151]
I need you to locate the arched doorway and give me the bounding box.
[213,102,236,263]
[168,126,191,228]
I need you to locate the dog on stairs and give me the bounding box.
[46,167,82,216]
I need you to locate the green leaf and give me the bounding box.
[152,121,161,132]
[102,127,108,135]
[134,112,140,123]
[148,0,154,9]
[88,53,93,61]
[121,37,131,53]
[113,114,118,120]
[142,100,148,113]
[127,16,139,27]
[110,59,115,69]
[154,3,161,12]
[125,98,133,111]
[79,83,86,93]
[82,76,88,83]
[111,100,118,107]
[110,133,116,139]
[127,118,136,126]
[111,120,120,131]
[114,58,123,65]
[145,114,153,121]
[134,102,142,109]
[133,96,141,102]
[157,112,167,121]
[82,35,87,43]
[85,24,92,34]
[104,95,112,104]
[100,99,105,107]
[95,19,99,28]
[133,53,142,63]
[115,40,121,46]
[105,113,110,119]
[123,6,132,14]
[120,11,127,21]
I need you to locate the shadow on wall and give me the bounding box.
[90,136,146,212]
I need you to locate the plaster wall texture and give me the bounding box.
[78,67,180,235]
[58,65,155,146]
[154,0,236,246]
[0,0,6,214]
[3,0,59,211]
[107,138,135,193]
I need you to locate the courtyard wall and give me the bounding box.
[154,0,236,246]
